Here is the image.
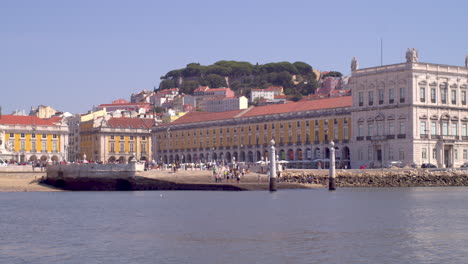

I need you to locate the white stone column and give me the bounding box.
[269,139,277,192]
[329,141,336,190]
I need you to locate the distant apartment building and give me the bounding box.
[193,86,234,98]
[316,77,342,95]
[0,115,69,163]
[250,86,284,103]
[172,94,196,111]
[197,96,248,112]
[29,105,58,119]
[149,88,180,107]
[95,99,151,113]
[130,90,154,103]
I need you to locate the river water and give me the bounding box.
[1,188,468,264]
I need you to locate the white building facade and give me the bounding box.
[350,49,468,169]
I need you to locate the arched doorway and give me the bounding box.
[187,154,192,163]
[200,153,205,162]
[193,154,198,162]
[40,155,48,162]
[279,149,286,160]
[314,148,321,159]
[163,155,168,164]
[140,156,147,162]
[108,156,116,163]
[213,153,217,161]
[256,151,262,161]
[29,155,38,162]
[248,151,254,163]
[240,151,245,162]
[296,149,303,160]
[233,152,238,162]
[225,152,232,163]
[306,148,312,160]
[119,156,125,163]
[342,146,350,168]
[288,149,294,161]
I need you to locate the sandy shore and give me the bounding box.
[0,173,61,192]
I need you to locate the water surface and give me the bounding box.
[1,188,468,264]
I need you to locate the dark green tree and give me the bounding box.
[200,74,227,88]
[322,71,343,78]
[180,80,200,94]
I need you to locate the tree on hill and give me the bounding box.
[180,80,200,94]
[322,71,343,78]
[199,74,227,88]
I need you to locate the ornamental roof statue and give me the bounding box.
[351,57,359,71]
[465,55,468,68]
[405,48,419,63]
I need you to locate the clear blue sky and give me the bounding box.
[1,0,467,114]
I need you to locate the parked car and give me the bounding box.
[421,163,437,168]
[385,161,403,168]
[460,163,468,168]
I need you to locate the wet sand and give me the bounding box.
[0,173,61,192]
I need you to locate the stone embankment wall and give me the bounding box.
[281,169,468,187]
[47,163,145,180]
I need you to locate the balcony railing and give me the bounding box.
[397,134,406,139]
[366,136,372,140]
[420,134,429,139]
[356,136,364,141]
[386,135,395,139]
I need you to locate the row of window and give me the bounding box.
[162,119,349,139]
[9,133,58,139]
[12,140,58,152]
[420,87,467,105]
[420,121,468,136]
[358,148,405,161]
[109,135,146,140]
[358,88,405,106]
[109,142,147,153]
[357,121,406,137]
[160,126,350,150]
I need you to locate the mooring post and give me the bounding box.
[329,141,336,191]
[269,139,277,192]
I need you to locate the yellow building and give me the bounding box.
[80,116,153,163]
[152,96,352,168]
[0,115,69,163]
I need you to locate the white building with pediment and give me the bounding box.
[349,49,468,169]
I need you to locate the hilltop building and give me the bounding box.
[29,105,58,119]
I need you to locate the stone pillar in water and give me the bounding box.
[329,141,336,191]
[269,139,277,192]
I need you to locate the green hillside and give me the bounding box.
[159,61,322,98]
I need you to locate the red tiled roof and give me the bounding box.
[98,102,150,107]
[265,86,283,91]
[162,96,352,126]
[166,110,243,125]
[0,115,57,126]
[242,96,352,117]
[107,118,154,129]
[193,86,210,92]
